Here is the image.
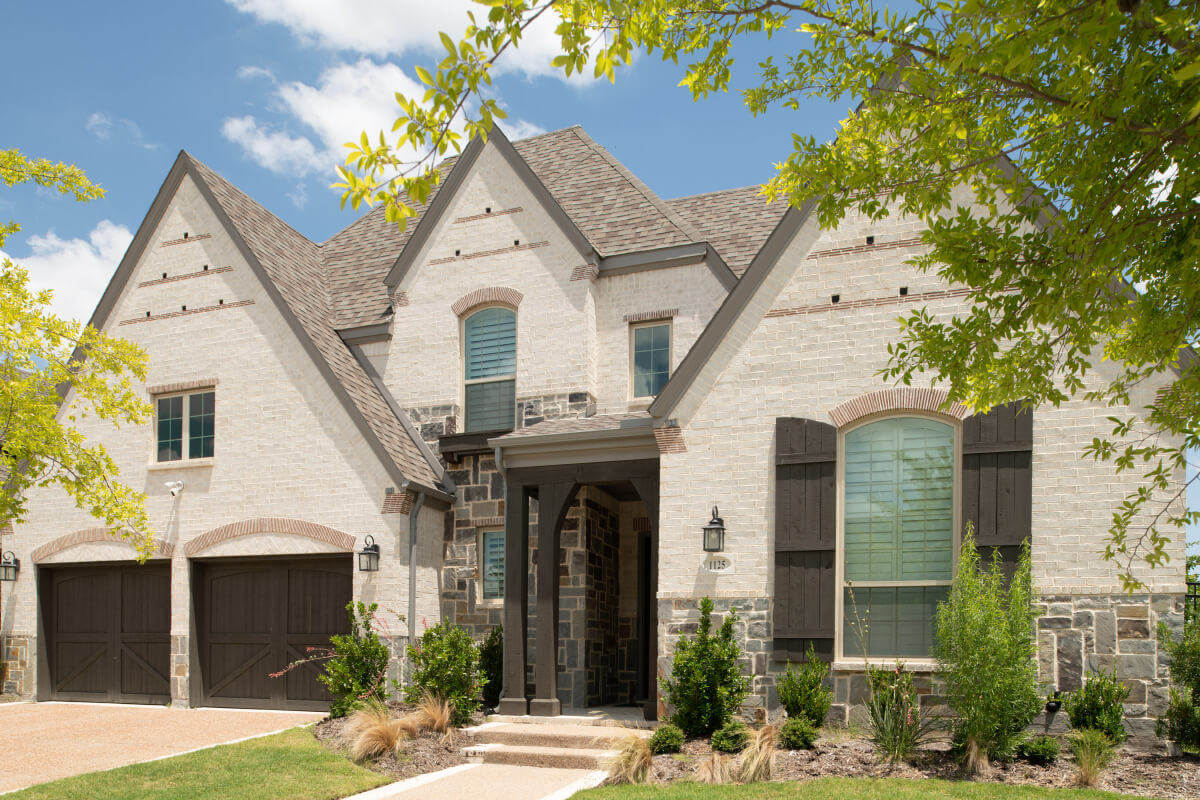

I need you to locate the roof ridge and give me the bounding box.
[187,154,321,250]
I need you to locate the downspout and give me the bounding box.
[406,489,426,650]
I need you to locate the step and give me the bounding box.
[466,722,649,750]
[463,742,617,770]
[487,713,655,729]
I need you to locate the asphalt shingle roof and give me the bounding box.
[667,186,789,276]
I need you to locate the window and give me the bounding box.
[480,529,505,600]
[463,307,516,432]
[841,417,954,658]
[631,322,670,398]
[156,391,215,462]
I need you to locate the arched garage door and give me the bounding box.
[194,556,351,711]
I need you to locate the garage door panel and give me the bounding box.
[121,571,170,634]
[53,642,111,695]
[208,569,275,634]
[54,573,113,634]
[120,642,171,696]
[287,568,352,635]
[206,643,275,699]
[284,641,335,703]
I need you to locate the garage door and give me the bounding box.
[195,557,352,711]
[40,563,172,704]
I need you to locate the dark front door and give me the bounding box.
[195,557,351,711]
[41,562,171,704]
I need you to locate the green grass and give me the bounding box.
[7,726,391,800]
[574,777,1159,800]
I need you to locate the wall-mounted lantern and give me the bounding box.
[0,552,19,582]
[702,507,726,553]
[358,535,381,572]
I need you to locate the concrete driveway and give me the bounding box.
[0,702,324,793]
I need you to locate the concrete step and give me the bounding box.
[466,722,648,750]
[463,742,617,770]
[487,713,655,729]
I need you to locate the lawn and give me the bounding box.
[573,778,1160,800]
[5,727,391,800]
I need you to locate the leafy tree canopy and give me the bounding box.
[1,149,153,554]
[338,0,1200,589]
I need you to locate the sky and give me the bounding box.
[2,1,1195,555]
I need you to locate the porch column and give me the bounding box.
[497,480,530,716]
[530,481,575,716]
[631,476,660,721]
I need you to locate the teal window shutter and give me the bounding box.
[464,307,516,431]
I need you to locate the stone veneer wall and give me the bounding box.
[2,635,32,696]
[408,391,597,449]
[584,495,621,707]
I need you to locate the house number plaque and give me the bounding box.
[701,554,733,574]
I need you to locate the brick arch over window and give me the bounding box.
[451,287,524,318]
[828,388,971,428]
[184,518,356,557]
[32,528,174,562]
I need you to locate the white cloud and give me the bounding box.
[237,65,276,82]
[86,112,113,140]
[222,115,327,177]
[0,220,133,323]
[86,112,158,150]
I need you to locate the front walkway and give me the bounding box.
[345,764,606,800]
[0,702,322,793]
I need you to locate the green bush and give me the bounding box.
[319,602,392,718]
[1017,735,1060,766]
[866,664,935,764]
[710,720,750,753]
[933,525,1042,771]
[659,596,751,737]
[648,723,685,754]
[1157,615,1200,750]
[405,621,484,727]
[1064,667,1129,744]
[777,643,832,727]
[1068,728,1115,787]
[779,717,819,750]
[478,625,503,708]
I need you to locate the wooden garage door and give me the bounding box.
[41,563,171,704]
[195,557,352,711]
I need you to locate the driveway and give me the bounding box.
[0,702,324,793]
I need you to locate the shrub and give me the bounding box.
[933,526,1042,775]
[777,643,833,727]
[659,596,751,737]
[607,735,653,785]
[344,700,417,761]
[648,723,685,755]
[405,621,484,727]
[320,602,392,718]
[415,691,452,733]
[779,717,819,750]
[710,720,750,753]
[1156,615,1200,750]
[1017,735,1060,766]
[866,664,935,764]
[736,724,777,783]
[1064,667,1129,744]
[694,752,734,784]
[1068,728,1114,787]
[478,625,503,708]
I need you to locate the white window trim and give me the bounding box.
[833,410,962,664]
[150,388,216,465]
[476,527,505,606]
[628,319,672,401]
[460,304,518,432]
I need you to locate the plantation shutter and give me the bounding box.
[464,307,516,432]
[773,417,837,663]
[962,402,1033,581]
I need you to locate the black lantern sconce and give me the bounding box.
[702,507,726,553]
[0,552,19,582]
[358,536,380,572]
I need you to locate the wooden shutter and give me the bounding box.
[774,418,837,663]
[962,402,1033,581]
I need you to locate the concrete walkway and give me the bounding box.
[344,764,607,800]
[0,702,323,793]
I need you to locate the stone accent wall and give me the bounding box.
[441,452,505,642]
[171,635,189,704]
[408,404,460,445]
[517,391,595,429]
[585,496,620,707]
[2,635,32,696]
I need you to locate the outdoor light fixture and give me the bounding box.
[0,552,19,582]
[358,535,380,572]
[702,507,726,553]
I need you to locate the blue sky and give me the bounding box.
[3,1,1196,556]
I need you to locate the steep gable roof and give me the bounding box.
[667,186,789,277]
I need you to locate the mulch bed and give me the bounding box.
[312,701,486,782]
[647,733,1200,799]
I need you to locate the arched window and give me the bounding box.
[842,416,955,658]
[463,306,516,432]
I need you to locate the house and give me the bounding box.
[0,125,1186,741]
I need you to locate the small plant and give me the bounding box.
[693,752,734,784]
[405,620,484,727]
[710,720,750,753]
[607,735,653,785]
[736,724,777,783]
[343,700,417,761]
[866,664,935,764]
[1017,735,1061,766]
[415,691,452,733]
[1063,667,1129,744]
[777,643,833,726]
[1156,615,1200,750]
[648,723,685,755]
[779,716,819,750]
[478,625,503,708]
[320,602,393,718]
[1069,728,1115,787]
[659,596,751,737]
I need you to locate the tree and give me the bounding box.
[1,149,153,554]
[338,0,1199,589]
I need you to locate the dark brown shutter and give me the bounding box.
[962,402,1033,581]
[773,418,836,663]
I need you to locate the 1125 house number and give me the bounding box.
[702,555,734,574]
